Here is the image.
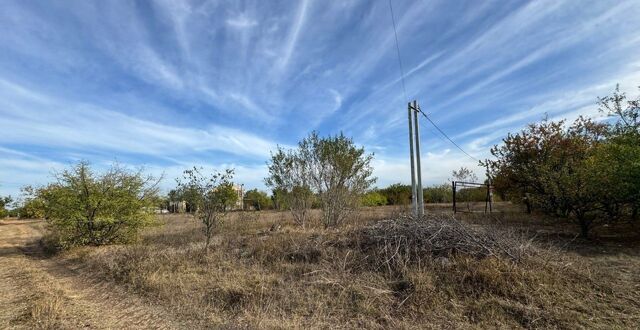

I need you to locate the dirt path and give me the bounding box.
[0,219,186,329]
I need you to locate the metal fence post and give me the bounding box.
[452,181,457,213]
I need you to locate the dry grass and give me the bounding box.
[27,290,65,329]
[62,207,640,329]
[0,218,190,329]
[2,252,73,330]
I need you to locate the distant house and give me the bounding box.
[168,200,187,213]
[168,184,244,213]
[233,184,244,210]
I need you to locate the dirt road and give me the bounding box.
[0,219,184,329]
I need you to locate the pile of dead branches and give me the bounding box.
[349,214,533,272]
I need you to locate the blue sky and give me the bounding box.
[1,0,640,197]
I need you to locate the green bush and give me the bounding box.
[19,198,46,219]
[455,186,490,203]
[0,196,12,218]
[244,189,272,210]
[379,183,411,205]
[15,188,46,219]
[361,191,387,206]
[35,162,160,248]
[423,184,452,203]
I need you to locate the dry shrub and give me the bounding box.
[28,290,64,330]
[220,229,325,266]
[72,212,640,329]
[236,210,260,222]
[336,214,640,328]
[346,214,535,277]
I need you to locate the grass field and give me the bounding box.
[2,206,639,329]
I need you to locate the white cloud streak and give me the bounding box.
[277,0,310,70]
[226,14,258,29]
[1,0,639,195]
[0,79,281,160]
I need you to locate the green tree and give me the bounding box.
[0,195,12,218]
[178,167,237,250]
[597,85,640,220]
[35,162,161,248]
[487,116,611,237]
[271,188,289,211]
[598,84,640,135]
[19,186,48,219]
[302,132,376,227]
[20,197,46,219]
[266,148,314,227]
[168,185,200,213]
[244,189,272,210]
[267,132,375,228]
[163,189,180,212]
[423,184,451,203]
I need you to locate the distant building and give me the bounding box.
[233,184,244,210]
[168,184,244,213]
[168,200,187,213]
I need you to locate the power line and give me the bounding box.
[422,124,450,144]
[388,0,408,102]
[388,0,479,165]
[416,105,480,162]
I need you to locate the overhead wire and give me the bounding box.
[388,0,408,103]
[388,0,480,164]
[416,105,479,162]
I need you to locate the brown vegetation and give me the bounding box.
[53,208,639,329]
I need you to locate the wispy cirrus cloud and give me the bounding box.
[226,14,258,29]
[277,0,310,71]
[1,0,639,195]
[0,79,281,160]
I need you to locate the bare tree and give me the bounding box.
[303,132,375,227]
[266,132,375,228]
[598,84,640,134]
[178,167,237,250]
[265,148,314,227]
[452,166,478,183]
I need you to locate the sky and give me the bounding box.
[1,0,640,198]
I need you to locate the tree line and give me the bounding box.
[486,86,640,237]
[169,165,487,212]
[1,84,637,245]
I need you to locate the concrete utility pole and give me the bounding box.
[413,100,424,216]
[408,100,425,217]
[408,102,418,216]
